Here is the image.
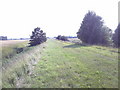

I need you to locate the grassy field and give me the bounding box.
[2,39,118,88]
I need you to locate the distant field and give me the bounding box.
[2,39,118,88]
[0,40,27,46]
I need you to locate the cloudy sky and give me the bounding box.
[0,0,119,38]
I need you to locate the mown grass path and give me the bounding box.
[30,39,118,88]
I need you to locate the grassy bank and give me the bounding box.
[2,40,46,88]
[2,39,118,88]
[29,39,118,88]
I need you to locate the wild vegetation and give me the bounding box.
[1,10,119,88]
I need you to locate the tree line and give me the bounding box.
[29,11,119,47]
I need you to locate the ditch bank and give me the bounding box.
[2,42,47,88]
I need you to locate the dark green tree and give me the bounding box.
[56,35,61,40]
[77,11,102,44]
[61,36,68,41]
[29,27,47,46]
[112,23,120,47]
[77,11,111,45]
[99,26,112,45]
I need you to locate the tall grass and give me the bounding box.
[2,41,29,66]
[2,40,46,88]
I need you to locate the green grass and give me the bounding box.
[2,39,118,88]
[28,39,118,88]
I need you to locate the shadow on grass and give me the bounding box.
[63,43,88,48]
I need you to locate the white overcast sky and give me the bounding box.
[0,0,119,38]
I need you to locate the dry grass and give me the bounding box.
[0,40,28,47]
[1,40,29,67]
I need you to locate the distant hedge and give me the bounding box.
[56,35,69,41]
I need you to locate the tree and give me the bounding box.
[112,23,120,47]
[60,36,68,41]
[56,35,61,40]
[0,36,7,40]
[77,11,103,44]
[29,27,47,46]
[99,26,113,45]
[77,11,112,45]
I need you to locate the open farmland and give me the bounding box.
[0,40,27,47]
[1,39,118,88]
